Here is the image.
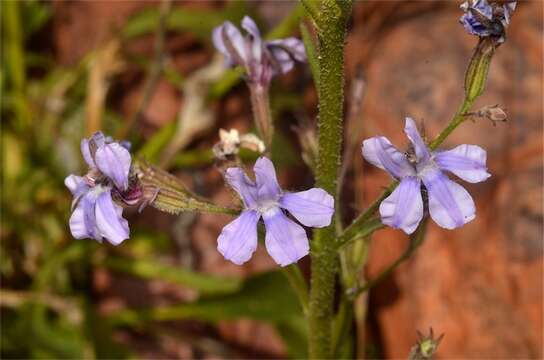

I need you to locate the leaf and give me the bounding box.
[102,256,243,295]
[122,2,248,40]
[108,270,304,326]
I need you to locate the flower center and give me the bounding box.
[257,199,279,215]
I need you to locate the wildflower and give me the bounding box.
[459,0,516,43]
[362,118,490,234]
[218,157,334,266]
[212,16,306,87]
[65,132,136,245]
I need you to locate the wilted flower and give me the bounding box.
[212,128,265,160]
[460,0,516,43]
[65,132,138,245]
[362,118,490,234]
[218,157,334,266]
[212,16,306,87]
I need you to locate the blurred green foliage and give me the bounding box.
[1,1,308,358]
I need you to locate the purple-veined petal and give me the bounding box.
[404,117,430,163]
[94,189,129,245]
[80,138,95,168]
[421,168,476,230]
[216,21,247,66]
[379,176,424,234]
[69,191,100,240]
[225,167,258,208]
[217,210,259,265]
[65,175,89,198]
[362,136,415,178]
[262,208,309,266]
[253,157,282,201]
[241,16,263,64]
[279,188,334,228]
[268,46,294,74]
[268,37,306,62]
[434,144,491,183]
[95,142,131,191]
[503,2,516,25]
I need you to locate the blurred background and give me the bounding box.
[1,1,542,358]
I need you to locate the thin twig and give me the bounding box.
[120,0,172,139]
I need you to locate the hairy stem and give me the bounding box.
[249,84,274,151]
[308,1,352,358]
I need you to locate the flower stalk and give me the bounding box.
[308,1,352,358]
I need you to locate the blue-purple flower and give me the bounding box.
[362,118,491,234]
[212,16,306,87]
[65,132,136,245]
[218,157,334,266]
[460,0,516,43]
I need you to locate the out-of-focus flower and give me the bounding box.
[65,132,138,245]
[218,157,334,266]
[213,128,265,160]
[460,0,516,43]
[212,16,306,87]
[362,118,491,234]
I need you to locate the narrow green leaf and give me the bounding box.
[300,22,320,87]
[103,256,242,295]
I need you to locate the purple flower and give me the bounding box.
[460,0,516,43]
[65,132,133,245]
[212,16,306,87]
[362,118,491,234]
[218,157,334,266]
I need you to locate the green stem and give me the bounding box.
[281,265,309,314]
[308,1,352,358]
[349,219,428,299]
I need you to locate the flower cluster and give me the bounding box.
[219,157,334,266]
[213,16,306,87]
[459,0,516,43]
[65,132,141,245]
[362,118,490,234]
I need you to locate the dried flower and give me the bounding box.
[460,0,516,44]
[218,157,334,266]
[212,16,306,87]
[213,128,265,160]
[65,132,139,244]
[362,118,491,234]
[408,328,445,360]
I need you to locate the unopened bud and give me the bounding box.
[465,38,495,102]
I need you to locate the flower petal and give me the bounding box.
[65,175,89,198]
[213,21,247,66]
[225,167,258,208]
[279,188,334,228]
[404,117,430,163]
[267,38,306,74]
[379,176,424,234]
[268,38,306,62]
[362,136,415,178]
[241,16,263,64]
[95,189,129,245]
[422,168,476,229]
[69,191,100,240]
[262,208,309,266]
[254,157,282,201]
[95,142,131,191]
[434,144,491,183]
[217,210,259,265]
[80,138,95,168]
